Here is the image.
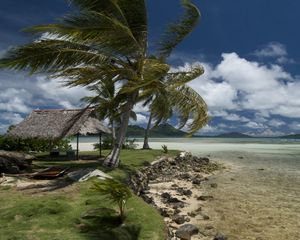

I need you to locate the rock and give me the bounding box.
[258,168,265,171]
[238,156,244,159]
[174,209,181,214]
[67,168,112,182]
[177,188,192,196]
[214,233,228,240]
[171,215,186,224]
[210,183,218,188]
[197,195,214,201]
[0,151,34,174]
[175,224,199,240]
[172,202,185,209]
[187,211,196,218]
[161,192,171,199]
[202,214,210,220]
[168,197,182,203]
[192,178,202,185]
[159,208,172,217]
[179,173,192,180]
[142,195,154,204]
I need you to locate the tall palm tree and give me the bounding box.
[0,0,207,167]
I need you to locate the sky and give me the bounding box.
[0,0,300,136]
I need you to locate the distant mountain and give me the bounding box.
[214,132,252,138]
[280,134,300,139]
[126,123,187,137]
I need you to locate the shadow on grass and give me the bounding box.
[79,208,141,240]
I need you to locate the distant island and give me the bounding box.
[126,124,300,139]
[126,123,187,138]
[213,132,252,138]
[280,134,300,139]
[126,124,253,138]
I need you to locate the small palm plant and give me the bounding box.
[92,179,132,222]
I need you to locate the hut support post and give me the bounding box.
[76,133,79,160]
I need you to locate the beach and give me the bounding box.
[72,137,300,239]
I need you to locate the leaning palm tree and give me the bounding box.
[0,0,207,167]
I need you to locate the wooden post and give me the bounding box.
[76,133,79,160]
[99,132,102,157]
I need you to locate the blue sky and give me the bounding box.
[0,0,299,136]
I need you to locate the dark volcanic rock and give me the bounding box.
[211,183,218,188]
[214,233,228,240]
[192,178,203,185]
[175,224,199,240]
[171,214,186,224]
[197,195,214,201]
[177,188,192,196]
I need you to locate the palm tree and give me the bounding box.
[82,81,121,142]
[0,0,207,168]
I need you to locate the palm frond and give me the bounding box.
[169,85,209,135]
[0,39,110,73]
[157,0,200,58]
[166,64,204,88]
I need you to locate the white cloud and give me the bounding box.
[254,42,287,58]
[268,119,285,128]
[0,88,32,113]
[179,51,300,120]
[130,113,148,125]
[1,112,23,125]
[36,76,89,109]
[245,121,266,129]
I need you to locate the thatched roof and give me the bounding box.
[7,108,111,139]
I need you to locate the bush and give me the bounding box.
[91,179,132,221]
[162,144,168,153]
[0,135,72,152]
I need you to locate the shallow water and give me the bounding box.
[136,138,300,240]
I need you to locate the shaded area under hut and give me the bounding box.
[7,108,111,160]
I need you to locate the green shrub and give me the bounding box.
[162,144,168,153]
[91,179,132,221]
[0,135,72,152]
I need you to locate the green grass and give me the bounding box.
[0,149,179,240]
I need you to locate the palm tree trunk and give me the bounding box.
[111,119,116,144]
[142,113,152,149]
[103,93,137,167]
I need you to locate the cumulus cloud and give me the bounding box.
[182,51,300,120]
[36,76,89,109]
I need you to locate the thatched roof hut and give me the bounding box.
[7,108,111,139]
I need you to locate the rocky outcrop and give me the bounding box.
[130,152,218,197]
[130,151,221,240]
[0,150,34,174]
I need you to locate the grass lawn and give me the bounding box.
[0,149,179,240]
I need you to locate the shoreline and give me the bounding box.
[130,151,225,240]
